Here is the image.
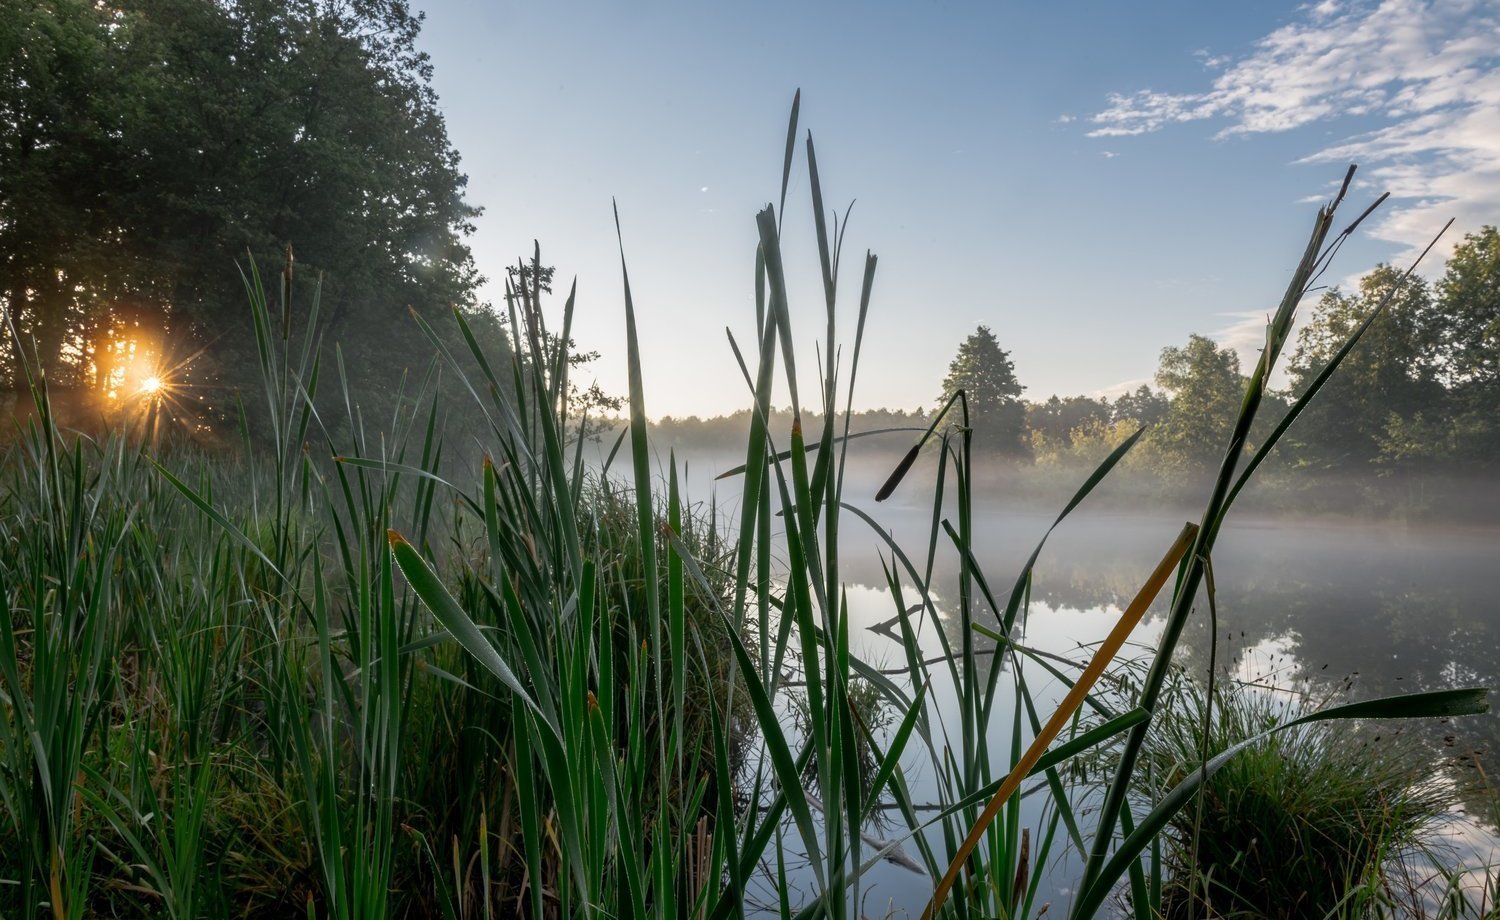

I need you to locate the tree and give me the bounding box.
[1026,394,1110,451]
[1431,226,1500,460]
[0,0,486,433]
[1111,384,1169,427]
[938,325,1027,456]
[1284,266,1442,470]
[1434,226,1500,388]
[0,0,145,389]
[1148,334,1244,470]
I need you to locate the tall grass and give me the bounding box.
[1138,678,1454,919]
[0,94,1490,919]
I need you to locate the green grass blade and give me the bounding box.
[387,530,550,734]
[778,89,801,237]
[1071,687,1490,918]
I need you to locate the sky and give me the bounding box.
[413,0,1500,418]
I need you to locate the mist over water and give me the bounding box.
[599,437,1500,759]
[599,439,1500,915]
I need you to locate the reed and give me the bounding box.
[0,94,1489,920]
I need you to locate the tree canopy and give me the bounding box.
[1434,226,1500,391]
[938,324,1028,457]
[1148,333,1245,470]
[1431,226,1500,461]
[1026,394,1110,451]
[1284,265,1441,470]
[1110,384,1169,427]
[1284,228,1500,470]
[0,0,487,430]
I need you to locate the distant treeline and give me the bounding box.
[643,407,931,457]
[1022,229,1500,487]
[615,229,1500,516]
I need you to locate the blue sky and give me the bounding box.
[414,0,1499,418]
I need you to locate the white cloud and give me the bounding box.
[1212,311,1272,369]
[1101,150,1119,159]
[1089,0,1500,262]
[1092,377,1152,400]
[1192,48,1230,70]
[1055,113,1076,124]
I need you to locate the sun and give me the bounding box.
[139,375,163,396]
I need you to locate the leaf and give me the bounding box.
[152,460,283,582]
[387,530,550,735]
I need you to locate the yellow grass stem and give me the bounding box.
[924,520,1199,919]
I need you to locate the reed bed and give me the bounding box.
[0,95,1491,919]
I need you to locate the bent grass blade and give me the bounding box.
[924,521,1199,919]
[387,530,552,736]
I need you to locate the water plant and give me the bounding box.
[0,93,1489,920]
[1139,678,1454,919]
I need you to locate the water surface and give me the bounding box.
[748,500,1500,916]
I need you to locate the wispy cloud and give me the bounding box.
[1092,377,1153,400]
[1088,0,1500,260]
[1212,311,1273,367]
[1192,48,1230,70]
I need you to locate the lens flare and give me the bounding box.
[140,375,163,395]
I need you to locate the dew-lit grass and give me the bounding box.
[0,95,1492,919]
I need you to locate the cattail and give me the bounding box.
[1011,827,1030,913]
[281,243,294,340]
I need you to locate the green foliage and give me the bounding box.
[938,324,1029,457]
[1434,226,1500,391]
[1432,226,1500,461]
[0,0,133,381]
[0,0,488,432]
[0,424,131,918]
[0,94,1490,920]
[1112,384,1170,427]
[1278,228,1500,473]
[1027,394,1111,453]
[1286,266,1443,470]
[1148,334,1246,471]
[1030,415,1141,471]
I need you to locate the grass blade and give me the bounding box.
[387,530,550,734]
[1070,687,1491,918]
[924,522,1197,919]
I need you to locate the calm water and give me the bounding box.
[736,499,1500,916]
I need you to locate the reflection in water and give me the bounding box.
[840,507,1500,775]
[811,505,1500,913]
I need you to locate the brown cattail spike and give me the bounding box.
[281,243,294,340]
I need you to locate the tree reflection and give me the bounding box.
[836,508,1500,825]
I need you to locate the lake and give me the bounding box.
[728,494,1500,917]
